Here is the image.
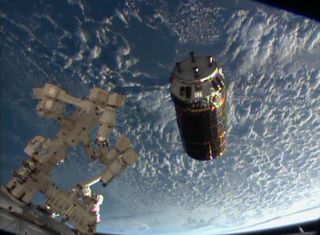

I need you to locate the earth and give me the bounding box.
[1,0,320,235]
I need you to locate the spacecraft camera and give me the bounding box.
[169,52,227,161]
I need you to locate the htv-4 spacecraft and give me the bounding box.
[1,83,138,235]
[170,52,227,161]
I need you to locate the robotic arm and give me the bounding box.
[100,147,138,187]
[5,83,138,235]
[105,93,126,108]
[95,135,131,164]
[33,83,96,115]
[83,135,138,187]
[88,87,126,107]
[96,106,116,145]
[96,93,126,144]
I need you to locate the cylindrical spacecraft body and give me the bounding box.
[170,53,227,161]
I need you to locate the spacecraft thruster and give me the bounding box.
[170,52,227,161]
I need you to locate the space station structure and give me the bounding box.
[1,83,139,235]
[169,52,227,161]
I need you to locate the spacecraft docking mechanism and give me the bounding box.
[2,83,139,235]
[170,52,227,161]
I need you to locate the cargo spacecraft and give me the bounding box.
[170,52,227,161]
[1,83,138,235]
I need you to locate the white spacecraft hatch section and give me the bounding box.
[1,83,139,235]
